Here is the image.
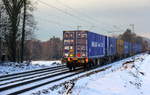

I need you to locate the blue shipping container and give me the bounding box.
[106,37,117,56]
[139,44,142,52]
[129,42,132,54]
[131,43,135,54]
[131,43,142,54]
[87,32,106,58]
[124,41,130,54]
[63,30,106,58]
[135,43,142,53]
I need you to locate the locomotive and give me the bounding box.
[62,30,142,70]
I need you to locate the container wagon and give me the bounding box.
[116,39,124,58]
[62,30,144,70]
[131,42,138,55]
[105,37,117,62]
[124,41,131,57]
[63,30,106,70]
[135,43,142,54]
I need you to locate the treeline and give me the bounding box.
[24,37,63,60]
[118,29,149,51]
[0,0,63,62]
[0,0,149,62]
[0,0,36,62]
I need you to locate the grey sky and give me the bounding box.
[33,0,150,41]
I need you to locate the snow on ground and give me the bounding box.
[31,60,62,67]
[0,53,149,95]
[71,53,150,95]
[27,53,149,95]
[0,60,62,76]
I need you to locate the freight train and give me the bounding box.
[62,30,143,70]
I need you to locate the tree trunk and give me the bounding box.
[10,16,18,62]
[21,0,27,63]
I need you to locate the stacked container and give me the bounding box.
[124,41,130,55]
[106,37,117,56]
[116,39,124,56]
[87,32,106,58]
[63,30,106,59]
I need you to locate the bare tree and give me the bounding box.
[20,0,36,62]
[119,29,136,42]
[2,0,24,62]
[1,0,36,62]
[119,29,149,51]
[21,0,26,62]
[0,1,10,61]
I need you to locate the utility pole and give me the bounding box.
[21,0,27,63]
[130,24,134,33]
[77,25,82,30]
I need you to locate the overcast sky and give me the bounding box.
[32,0,150,41]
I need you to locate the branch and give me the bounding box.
[2,0,13,17]
[17,0,24,11]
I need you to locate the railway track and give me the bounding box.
[0,58,130,95]
[7,69,84,95]
[0,65,66,80]
[0,63,113,95]
[0,64,84,95]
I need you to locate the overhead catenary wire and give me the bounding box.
[34,10,94,31]
[55,0,113,27]
[36,16,73,28]
[55,0,98,22]
[54,0,99,30]
[34,7,84,29]
[36,0,127,35]
[38,0,96,26]
[33,0,128,34]
[37,0,109,31]
[32,0,79,30]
